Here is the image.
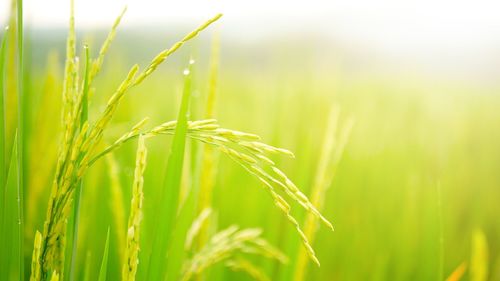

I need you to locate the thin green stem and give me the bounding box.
[0,26,7,191]
[16,0,25,279]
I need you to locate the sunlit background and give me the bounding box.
[1,0,499,280]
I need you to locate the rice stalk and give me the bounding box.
[0,26,8,191]
[0,27,9,254]
[68,44,91,281]
[15,0,25,278]
[294,106,353,279]
[1,135,21,279]
[3,1,17,172]
[197,31,220,263]
[122,135,147,281]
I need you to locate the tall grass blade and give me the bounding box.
[293,107,353,280]
[0,26,8,191]
[16,0,25,278]
[197,30,220,253]
[148,60,194,280]
[97,228,111,281]
[0,134,21,279]
[106,153,126,265]
[81,252,91,281]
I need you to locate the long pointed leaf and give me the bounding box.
[0,26,8,189]
[148,60,194,280]
[97,228,111,281]
[16,0,25,278]
[0,135,21,279]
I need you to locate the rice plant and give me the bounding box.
[3,0,498,280]
[0,0,340,280]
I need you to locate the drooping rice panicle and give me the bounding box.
[122,135,147,281]
[181,225,286,281]
[89,119,334,265]
[225,258,271,281]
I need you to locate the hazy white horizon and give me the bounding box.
[1,0,500,77]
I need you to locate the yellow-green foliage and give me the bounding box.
[3,0,500,280]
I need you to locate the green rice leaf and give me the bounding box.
[0,26,8,190]
[0,135,21,279]
[148,60,194,280]
[165,158,200,281]
[16,0,25,278]
[97,228,111,281]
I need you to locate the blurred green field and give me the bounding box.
[1,5,500,281]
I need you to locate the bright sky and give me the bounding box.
[1,0,500,59]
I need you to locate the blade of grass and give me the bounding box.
[165,185,202,281]
[16,0,25,278]
[97,228,111,281]
[292,107,353,281]
[147,60,194,280]
[0,27,9,250]
[197,28,219,234]
[0,26,8,190]
[0,134,20,278]
[81,252,92,281]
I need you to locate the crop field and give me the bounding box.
[0,0,499,280]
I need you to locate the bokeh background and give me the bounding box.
[1,0,500,280]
